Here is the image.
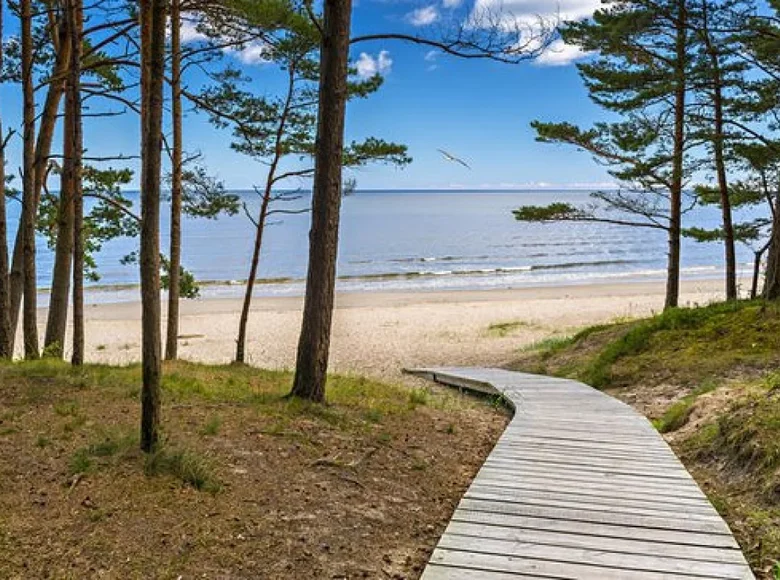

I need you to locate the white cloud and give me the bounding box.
[173,15,270,66]
[535,39,591,67]
[470,0,600,66]
[228,41,271,65]
[179,17,209,43]
[442,0,463,7]
[424,50,439,61]
[355,50,393,79]
[472,0,600,26]
[408,5,439,26]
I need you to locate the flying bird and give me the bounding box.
[437,148,471,170]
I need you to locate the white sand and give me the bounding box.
[27,278,727,381]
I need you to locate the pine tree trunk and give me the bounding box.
[666,0,687,311]
[44,25,78,357]
[70,0,84,366]
[235,193,271,364]
[0,0,10,360]
[21,0,38,359]
[289,0,353,402]
[139,0,166,452]
[165,0,182,361]
[764,207,780,300]
[8,23,71,352]
[702,3,737,301]
[752,250,764,300]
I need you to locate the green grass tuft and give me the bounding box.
[144,447,221,493]
[199,415,222,437]
[486,320,530,337]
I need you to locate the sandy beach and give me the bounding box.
[24,278,728,381]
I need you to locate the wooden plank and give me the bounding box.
[444,521,747,564]
[451,510,740,549]
[427,548,748,580]
[464,486,720,516]
[474,468,707,497]
[405,367,754,579]
[436,535,750,578]
[481,457,695,482]
[458,498,732,535]
[469,481,714,508]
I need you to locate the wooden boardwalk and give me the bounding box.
[407,367,754,580]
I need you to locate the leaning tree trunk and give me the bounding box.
[8,21,71,353]
[44,42,78,357]
[289,0,353,402]
[139,0,166,452]
[665,0,687,311]
[21,0,38,359]
[0,0,10,360]
[70,0,84,366]
[235,191,272,364]
[165,0,183,361]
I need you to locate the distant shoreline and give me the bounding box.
[32,263,737,307]
[23,278,729,378]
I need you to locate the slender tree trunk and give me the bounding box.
[21,0,38,358]
[8,23,71,352]
[289,0,353,402]
[752,246,768,300]
[0,0,10,360]
[235,193,271,364]
[44,21,78,357]
[139,0,166,452]
[235,67,296,365]
[70,0,84,366]
[666,0,687,311]
[165,0,183,361]
[764,196,780,300]
[701,2,737,301]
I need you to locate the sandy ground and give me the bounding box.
[20,278,729,381]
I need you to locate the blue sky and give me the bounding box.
[1,0,624,191]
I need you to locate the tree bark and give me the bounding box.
[764,199,780,300]
[70,0,84,366]
[666,0,687,311]
[289,0,353,402]
[21,0,38,359]
[235,195,270,364]
[235,66,296,365]
[0,0,10,360]
[701,1,737,301]
[8,21,71,353]
[44,17,78,357]
[140,0,166,451]
[165,0,183,361]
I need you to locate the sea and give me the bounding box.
[5,189,762,304]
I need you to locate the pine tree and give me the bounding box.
[518,0,694,310]
[140,0,167,452]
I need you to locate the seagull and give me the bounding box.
[437,148,471,170]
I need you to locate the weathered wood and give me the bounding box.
[406,367,754,579]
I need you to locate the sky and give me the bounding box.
[0,0,627,191]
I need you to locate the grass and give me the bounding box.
[486,320,531,337]
[199,415,222,436]
[516,300,780,389]
[653,380,719,434]
[144,447,222,493]
[0,358,506,579]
